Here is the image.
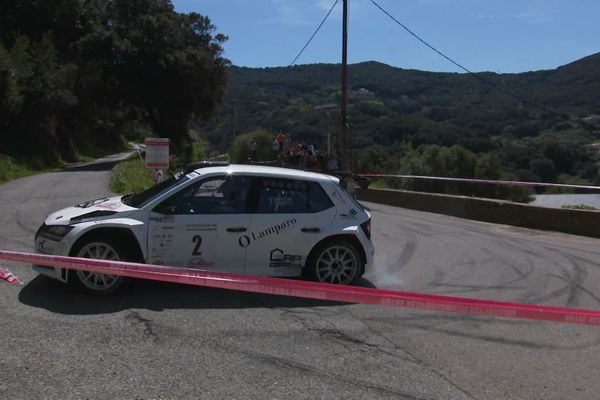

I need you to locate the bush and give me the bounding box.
[109,156,155,194]
[0,154,35,183]
[561,204,599,211]
[229,129,274,163]
[185,136,209,164]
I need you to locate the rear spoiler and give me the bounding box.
[329,171,371,190]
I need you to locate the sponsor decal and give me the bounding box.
[186,171,200,179]
[151,230,174,258]
[75,197,110,208]
[238,219,297,248]
[185,224,217,232]
[340,208,358,219]
[96,203,122,211]
[36,240,54,254]
[269,248,302,268]
[188,257,215,268]
[149,215,175,223]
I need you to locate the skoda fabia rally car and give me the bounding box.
[34,164,374,294]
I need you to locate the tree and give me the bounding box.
[0,0,229,164]
[229,129,274,163]
[530,158,557,182]
[105,0,229,153]
[0,34,77,163]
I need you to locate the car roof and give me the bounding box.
[192,164,339,183]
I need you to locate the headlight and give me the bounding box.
[36,224,74,241]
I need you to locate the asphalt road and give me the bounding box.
[1,156,600,400]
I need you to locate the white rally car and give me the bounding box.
[33,164,374,294]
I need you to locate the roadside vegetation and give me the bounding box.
[109,135,209,194]
[200,60,600,201]
[229,129,274,163]
[0,153,107,185]
[561,204,599,211]
[359,143,534,202]
[4,1,600,202]
[109,155,155,194]
[0,0,228,176]
[0,155,38,184]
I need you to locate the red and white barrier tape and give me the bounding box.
[360,173,600,191]
[2,250,600,326]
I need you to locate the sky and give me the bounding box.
[172,0,600,73]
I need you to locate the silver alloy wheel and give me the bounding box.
[315,245,359,284]
[76,242,122,291]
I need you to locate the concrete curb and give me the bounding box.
[357,188,600,238]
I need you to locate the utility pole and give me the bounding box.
[340,0,349,170]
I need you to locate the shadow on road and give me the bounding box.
[59,151,135,173]
[18,275,377,315]
[60,160,122,172]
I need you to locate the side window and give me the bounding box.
[154,176,250,214]
[254,178,333,214]
[307,182,334,212]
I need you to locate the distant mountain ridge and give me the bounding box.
[199,52,600,153]
[194,53,600,186]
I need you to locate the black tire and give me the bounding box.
[70,237,134,295]
[306,239,364,284]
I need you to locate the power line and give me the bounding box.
[289,0,339,66]
[368,0,571,120]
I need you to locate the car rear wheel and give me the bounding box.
[307,239,363,284]
[74,241,127,294]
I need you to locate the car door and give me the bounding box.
[147,174,252,273]
[243,177,336,277]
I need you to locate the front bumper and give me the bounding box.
[33,234,72,283]
[32,264,68,282]
[363,239,375,272]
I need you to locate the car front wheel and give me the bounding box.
[307,239,363,284]
[74,241,127,294]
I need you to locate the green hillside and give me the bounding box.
[197,56,600,191]
[2,0,599,198]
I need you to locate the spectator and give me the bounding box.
[328,155,339,171]
[249,140,257,161]
[276,132,286,153]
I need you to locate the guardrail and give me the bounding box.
[359,173,600,191]
[357,187,600,238]
[2,250,600,326]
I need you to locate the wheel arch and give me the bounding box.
[305,233,367,269]
[69,227,144,262]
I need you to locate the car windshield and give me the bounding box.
[121,172,190,208]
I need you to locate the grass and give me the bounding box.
[109,155,155,194]
[561,204,599,211]
[0,146,127,186]
[0,155,39,184]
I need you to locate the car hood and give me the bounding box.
[44,196,138,225]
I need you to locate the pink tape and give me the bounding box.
[0,267,23,285]
[361,173,600,191]
[2,250,600,326]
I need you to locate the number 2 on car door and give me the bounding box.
[192,235,202,255]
